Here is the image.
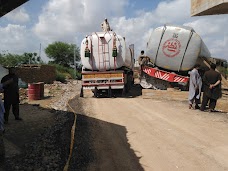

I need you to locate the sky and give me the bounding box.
[0,0,227,62]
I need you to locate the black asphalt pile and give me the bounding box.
[0,80,82,171]
[3,111,74,171]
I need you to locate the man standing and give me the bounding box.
[1,67,22,124]
[188,64,202,109]
[101,18,111,32]
[200,63,222,112]
[0,83,5,163]
[138,50,145,65]
[0,84,5,131]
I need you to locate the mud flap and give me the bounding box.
[80,87,84,97]
[122,86,126,97]
[108,87,112,98]
[93,87,99,98]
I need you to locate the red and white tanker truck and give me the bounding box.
[139,24,228,90]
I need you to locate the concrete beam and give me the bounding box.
[191,0,228,16]
[0,0,29,17]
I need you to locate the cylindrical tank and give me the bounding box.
[80,32,133,71]
[28,83,41,100]
[146,25,211,71]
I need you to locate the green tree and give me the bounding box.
[0,53,22,67]
[0,52,43,67]
[45,41,80,67]
[23,52,41,64]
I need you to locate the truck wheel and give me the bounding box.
[122,86,126,97]
[94,87,98,98]
[80,87,84,97]
[108,87,112,98]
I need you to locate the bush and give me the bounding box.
[49,63,81,81]
[56,71,66,83]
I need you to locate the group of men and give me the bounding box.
[188,63,222,112]
[137,50,222,111]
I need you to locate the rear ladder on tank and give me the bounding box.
[95,32,110,71]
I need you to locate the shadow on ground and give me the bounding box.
[1,99,144,171]
[68,98,144,171]
[0,104,73,171]
[69,114,144,171]
[89,84,142,99]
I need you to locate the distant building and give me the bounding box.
[191,0,228,16]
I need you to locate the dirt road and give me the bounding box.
[70,87,228,171]
[2,80,228,171]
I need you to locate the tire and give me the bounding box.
[108,87,112,98]
[94,87,98,98]
[80,87,84,97]
[122,86,126,97]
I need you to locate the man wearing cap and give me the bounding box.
[200,63,222,112]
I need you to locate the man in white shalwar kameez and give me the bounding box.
[188,64,202,109]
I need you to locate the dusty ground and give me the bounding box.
[1,80,228,171]
[69,85,228,171]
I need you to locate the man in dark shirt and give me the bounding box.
[1,67,22,123]
[200,63,222,112]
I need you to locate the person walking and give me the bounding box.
[188,64,202,109]
[1,67,22,124]
[200,63,222,112]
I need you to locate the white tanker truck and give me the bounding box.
[140,24,214,90]
[80,29,134,97]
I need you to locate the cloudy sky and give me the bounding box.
[0,0,227,62]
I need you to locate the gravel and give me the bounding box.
[1,80,83,171]
[4,111,74,171]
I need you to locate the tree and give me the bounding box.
[0,53,19,67]
[0,52,43,67]
[23,52,41,64]
[45,41,80,67]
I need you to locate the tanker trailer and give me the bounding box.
[140,24,211,90]
[80,31,134,97]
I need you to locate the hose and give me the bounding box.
[63,100,77,171]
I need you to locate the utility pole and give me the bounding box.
[74,46,76,80]
[39,43,41,61]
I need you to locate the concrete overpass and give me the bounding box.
[0,0,29,17]
[191,0,228,16]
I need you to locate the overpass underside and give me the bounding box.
[191,0,228,16]
[0,0,29,17]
